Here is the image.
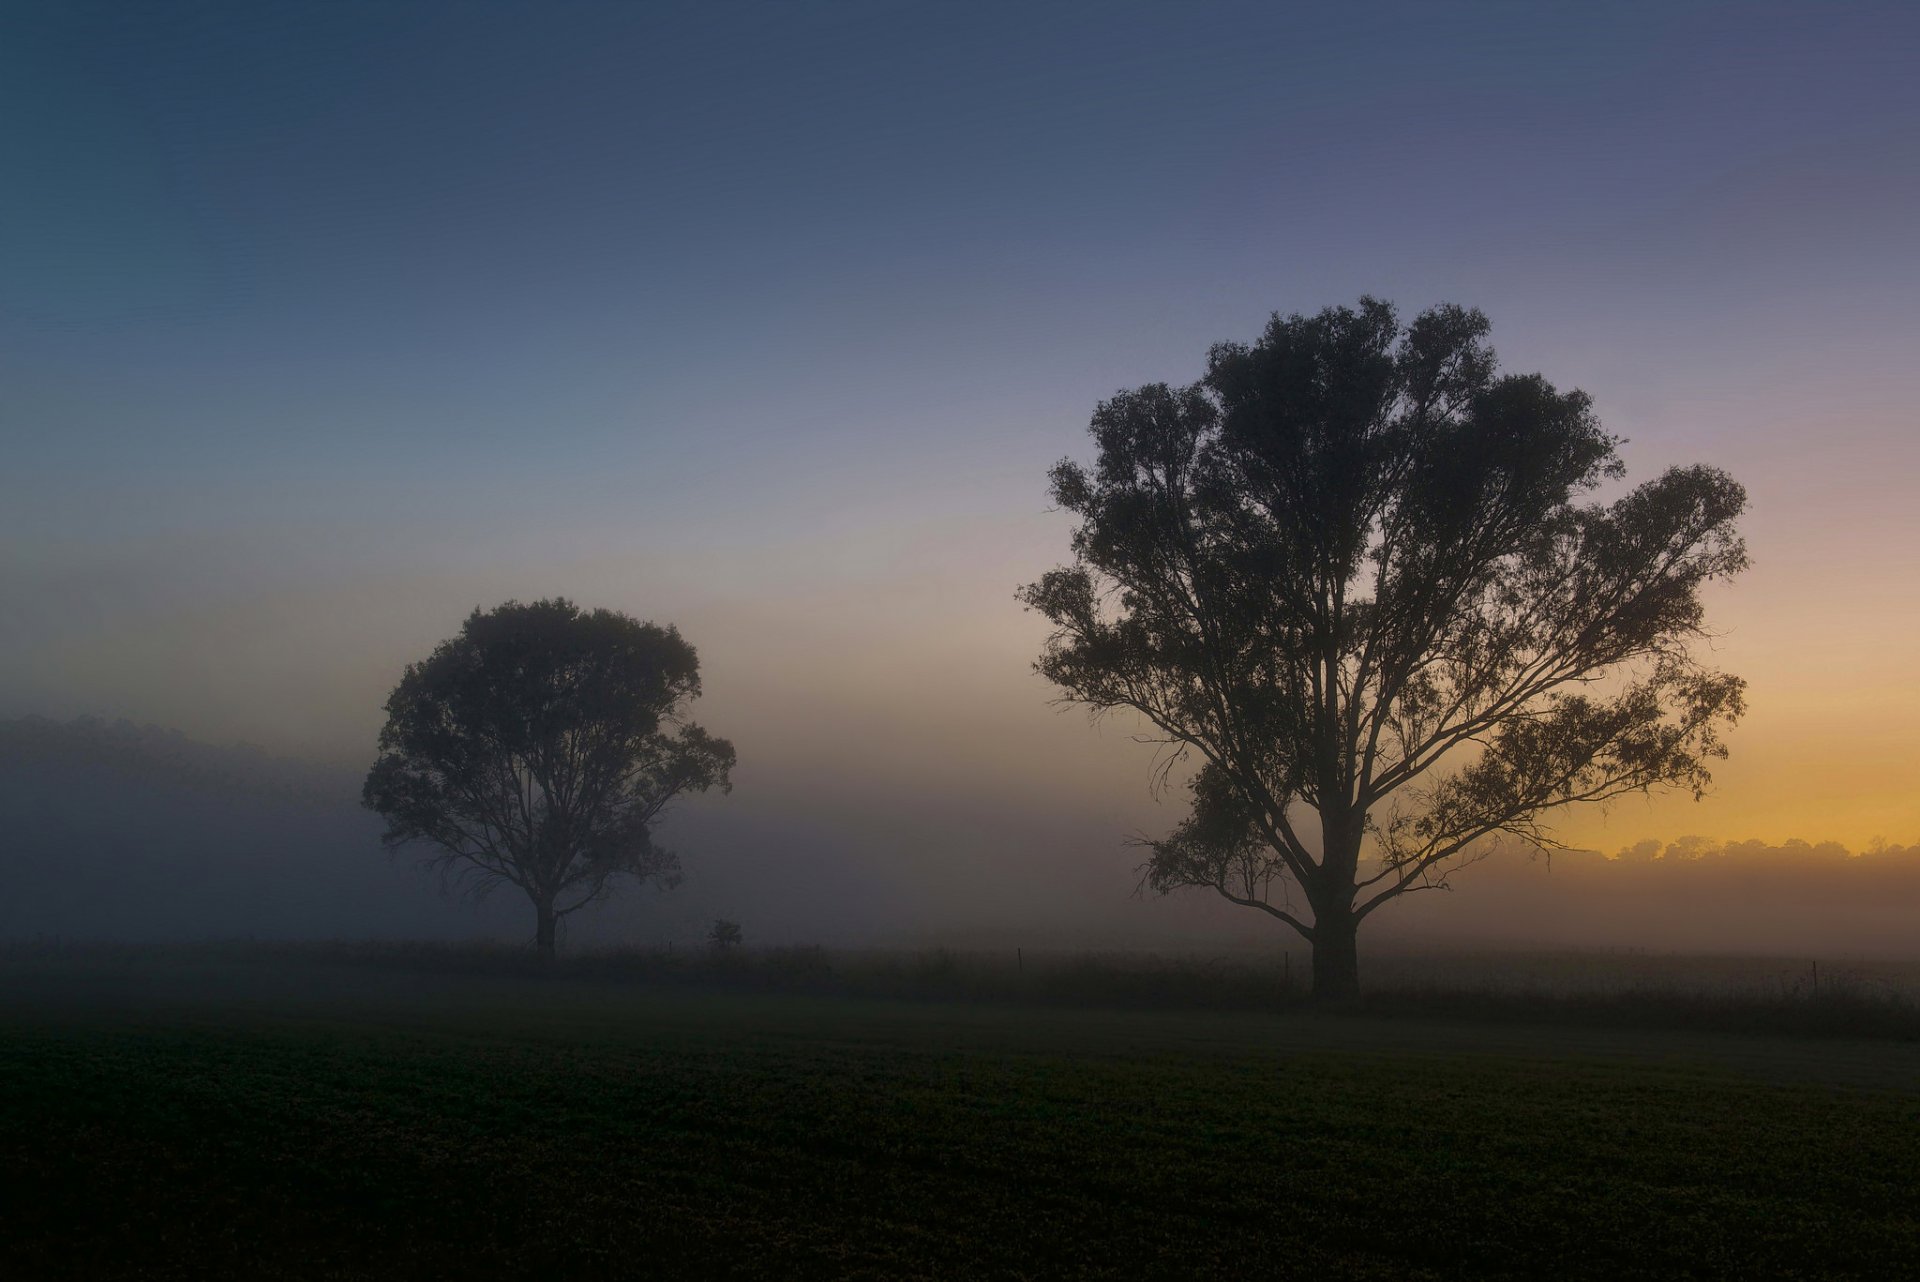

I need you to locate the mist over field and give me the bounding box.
[7,715,1913,959]
[8,7,1920,1277]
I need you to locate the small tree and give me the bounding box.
[1020,299,1747,1001]
[363,598,735,959]
[708,918,743,951]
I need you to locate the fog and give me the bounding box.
[4,3,1918,964]
[10,10,1920,1280]
[6,715,1914,960]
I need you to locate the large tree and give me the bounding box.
[364,599,734,958]
[1020,299,1747,1000]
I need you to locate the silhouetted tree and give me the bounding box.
[363,599,734,959]
[708,918,743,951]
[1020,299,1747,1001]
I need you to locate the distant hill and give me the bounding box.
[0,714,355,805]
[0,715,511,941]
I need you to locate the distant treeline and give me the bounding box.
[1608,836,1920,864]
[1379,837,1920,956]
[1510,837,1920,902]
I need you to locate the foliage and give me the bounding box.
[1021,299,1747,995]
[708,918,743,950]
[362,599,734,952]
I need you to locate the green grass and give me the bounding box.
[3,959,1918,1278]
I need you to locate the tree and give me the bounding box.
[708,918,743,951]
[363,599,735,959]
[1019,299,1747,1001]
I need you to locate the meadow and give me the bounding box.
[3,945,1918,1278]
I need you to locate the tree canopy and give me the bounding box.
[1020,298,1747,999]
[363,598,735,956]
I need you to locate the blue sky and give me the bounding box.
[5,2,1918,892]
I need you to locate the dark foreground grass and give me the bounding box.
[3,963,1918,1279]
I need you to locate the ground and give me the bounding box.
[2,955,1917,1279]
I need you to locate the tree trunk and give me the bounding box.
[1310,813,1364,1005]
[1310,908,1359,1004]
[534,898,557,961]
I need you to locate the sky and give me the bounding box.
[4,1,1918,934]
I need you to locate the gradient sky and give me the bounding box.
[5,0,1918,913]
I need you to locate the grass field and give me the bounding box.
[3,952,1918,1279]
